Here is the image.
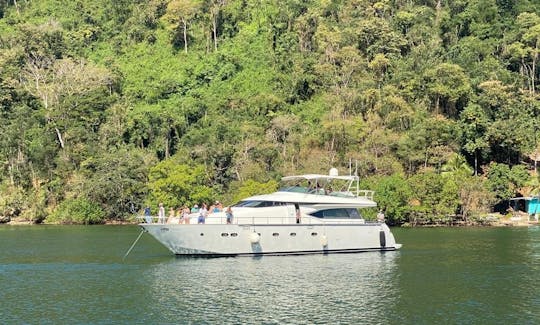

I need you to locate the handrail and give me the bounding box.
[136,215,367,225]
[356,190,375,200]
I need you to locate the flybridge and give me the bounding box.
[279,171,374,200]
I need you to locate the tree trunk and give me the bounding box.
[212,17,218,51]
[55,127,65,149]
[165,133,170,159]
[532,48,537,95]
[474,150,478,176]
[13,0,20,15]
[8,163,14,185]
[182,18,188,53]
[205,28,210,53]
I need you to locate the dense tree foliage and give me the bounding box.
[1,0,540,224]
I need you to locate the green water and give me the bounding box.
[1,225,539,324]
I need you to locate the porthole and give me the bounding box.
[311,232,318,236]
[221,233,229,237]
[230,233,238,237]
[290,232,297,236]
[200,233,204,236]
[272,233,279,237]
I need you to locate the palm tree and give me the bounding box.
[441,153,473,177]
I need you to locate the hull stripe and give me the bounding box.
[174,247,399,257]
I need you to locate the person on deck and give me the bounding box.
[214,201,223,213]
[208,204,216,214]
[158,203,166,224]
[176,207,183,223]
[182,206,190,224]
[167,207,176,224]
[225,206,233,224]
[377,210,385,223]
[144,206,152,223]
[198,203,208,224]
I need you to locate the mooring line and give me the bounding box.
[123,229,146,261]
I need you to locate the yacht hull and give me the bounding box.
[140,223,400,256]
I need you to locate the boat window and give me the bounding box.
[278,186,309,193]
[349,209,361,218]
[232,200,286,208]
[272,233,279,237]
[221,233,229,237]
[290,233,296,236]
[230,233,238,237]
[310,209,362,219]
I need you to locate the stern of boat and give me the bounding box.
[380,223,401,250]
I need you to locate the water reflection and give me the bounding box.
[145,252,400,323]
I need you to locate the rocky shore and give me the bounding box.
[0,217,137,226]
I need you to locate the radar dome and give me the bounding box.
[329,168,338,176]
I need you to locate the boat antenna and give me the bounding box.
[355,160,358,176]
[349,158,352,176]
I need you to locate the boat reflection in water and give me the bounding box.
[145,251,400,323]
[140,168,401,256]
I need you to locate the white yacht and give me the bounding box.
[139,169,401,256]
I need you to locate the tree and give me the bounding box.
[397,115,458,173]
[204,0,228,52]
[47,198,106,225]
[164,0,201,53]
[459,103,489,175]
[459,176,495,221]
[441,153,473,177]
[486,162,529,202]
[21,56,113,150]
[409,168,458,219]
[507,12,540,95]
[364,174,412,225]
[231,179,278,203]
[423,63,471,117]
[80,148,154,220]
[147,159,214,208]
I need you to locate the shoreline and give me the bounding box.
[400,221,539,228]
[1,219,138,226]
[2,219,538,227]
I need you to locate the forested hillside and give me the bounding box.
[1,0,540,224]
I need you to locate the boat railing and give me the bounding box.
[356,190,375,200]
[137,215,369,225]
[137,215,298,225]
[136,216,165,224]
